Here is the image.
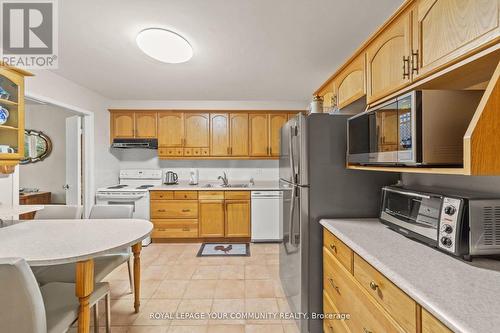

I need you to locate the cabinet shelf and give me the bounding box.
[0,124,18,131]
[0,98,18,107]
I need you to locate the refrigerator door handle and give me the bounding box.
[288,185,297,246]
[289,126,296,184]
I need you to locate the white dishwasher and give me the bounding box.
[251,191,282,242]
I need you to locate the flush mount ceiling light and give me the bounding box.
[136,28,193,64]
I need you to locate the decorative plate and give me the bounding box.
[0,106,9,125]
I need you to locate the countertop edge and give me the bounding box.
[320,218,477,333]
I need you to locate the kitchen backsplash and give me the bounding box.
[112,148,278,182]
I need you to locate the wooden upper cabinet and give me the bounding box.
[210,113,230,156]
[184,113,209,148]
[366,9,412,104]
[199,200,225,237]
[135,112,157,138]
[249,113,269,156]
[413,0,500,78]
[230,113,249,156]
[269,113,287,156]
[111,111,135,139]
[225,200,251,237]
[334,54,365,109]
[158,112,184,147]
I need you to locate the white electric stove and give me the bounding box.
[96,169,162,246]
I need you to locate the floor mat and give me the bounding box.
[197,243,250,257]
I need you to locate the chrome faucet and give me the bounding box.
[218,172,229,187]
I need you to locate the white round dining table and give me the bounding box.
[0,219,153,333]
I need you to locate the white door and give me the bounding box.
[65,116,82,205]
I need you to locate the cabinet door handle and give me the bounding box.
[327,277,340,293]
[158,228,166,231]
[411,50,419,75]
[182,227,190,231]
[363,328,373,333]
[329,243,337,253]
[227,147,230,155]
[157,209,166,212]
[402,56,410,79]
[369,281,379,291]
[182,209,190,212]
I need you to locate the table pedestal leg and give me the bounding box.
[132,242,142,313]
[76,259,94,333]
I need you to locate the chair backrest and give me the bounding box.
[34,205,83,220]
[0,258,46,333]
[89,204,134,219]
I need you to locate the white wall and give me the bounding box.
[26,70,119,190]
[19,104,79,203]
[112,148,278,183]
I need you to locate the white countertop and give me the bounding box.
[150,180,280,191]
[320,218,500,333]
[0,219,153,266]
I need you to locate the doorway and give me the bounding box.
[18,98,90,216]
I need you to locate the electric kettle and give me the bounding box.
[164,171,178,185]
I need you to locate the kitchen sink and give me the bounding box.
[202,183,250,188]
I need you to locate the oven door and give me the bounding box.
[95,191,149,219]
[380,187,442,244]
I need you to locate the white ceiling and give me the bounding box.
[53,0,403,102]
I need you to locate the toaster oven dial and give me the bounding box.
[444,205,456,216]
[441,224,453,234]
[441,236,453,248]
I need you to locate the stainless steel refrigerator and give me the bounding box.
[279,113,399,333]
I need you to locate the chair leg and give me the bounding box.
[93,301,99,333]
[127,259,133,294]
[105,293,111,333]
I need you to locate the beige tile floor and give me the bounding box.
[83,243,300,333]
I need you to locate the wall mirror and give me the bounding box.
[21,129,53,164]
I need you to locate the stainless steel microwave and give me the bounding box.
[380,185,500,260]
[347,90,482,166]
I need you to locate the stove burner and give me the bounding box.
[136,185,154,189]
[107,185,128,189]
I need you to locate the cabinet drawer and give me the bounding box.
[323,290,350,333]
[323,230,353,273]
[353,253,416,333]
[201,148,209,156]
[150,191,174,200]
[224,191,250,200]
[152,219,198,238]
[151,201,198,218]
[198,191,224,200]
[159,148,183,156]
[323,249,404,333]
[184,148,193,156]
[173,191,198,200]
[422,308,451,333]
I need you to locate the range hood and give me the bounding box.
[111,138,158,149]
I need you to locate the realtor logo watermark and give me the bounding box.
[1,0,58,69]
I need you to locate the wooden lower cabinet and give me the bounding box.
[323,291,349,333]
[225,200,250,237]
[422,308,452,333]
[199,200,225,237]
[323,228,451,333]
[151,190,251,241]
[151,219,198,238]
